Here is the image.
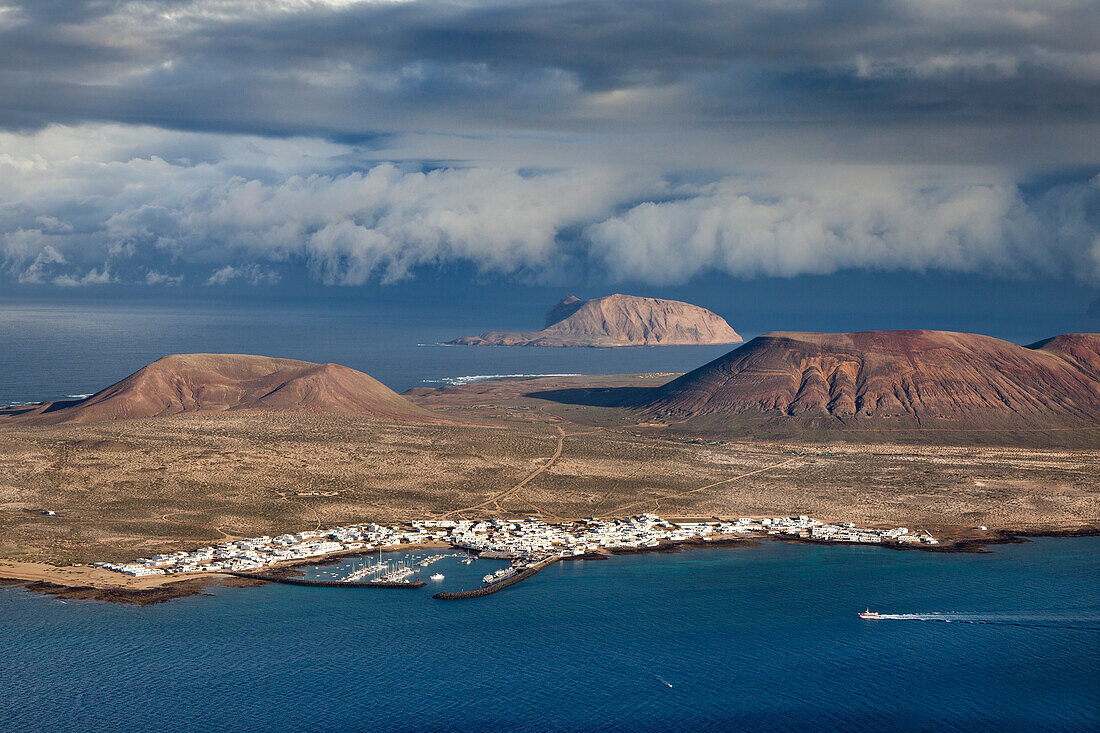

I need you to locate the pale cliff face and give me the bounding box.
[450,294,742,347]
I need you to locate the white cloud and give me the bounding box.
[206,264,282,286]
[144,270,184,285]
[0,124,1097,288]
[584,169,1066,283]
[53,267,114,287]
[12,241,66,283]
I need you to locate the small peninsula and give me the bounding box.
[448,294,743,347]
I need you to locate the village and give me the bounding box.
[94,514,939,581]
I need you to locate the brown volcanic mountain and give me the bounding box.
[449,294,742,347]
[2,354,436,425]
[632,330,1100,429]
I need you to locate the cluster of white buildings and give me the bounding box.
[718,515,938,545]
[95,530,376,576]
[456,515,693,557]
[445,514,937,559]
[95,514,937,578]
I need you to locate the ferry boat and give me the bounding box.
[430,573,445,581]
[859,609,881,619]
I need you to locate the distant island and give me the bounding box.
[448,293,743,347]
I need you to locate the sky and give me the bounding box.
[1,0,1099,333]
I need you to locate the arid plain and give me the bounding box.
[1,372,1097,594]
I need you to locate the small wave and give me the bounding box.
[66,393,94,400]
[871,612,1100,630]
[421,373,582,387]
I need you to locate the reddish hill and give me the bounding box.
[1029,333,1100,381]
[2,354,437,425]
[449,294,742,347]
[632,330,1100,429]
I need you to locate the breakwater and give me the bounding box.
[433,555,560,600]
[222,571,425,589]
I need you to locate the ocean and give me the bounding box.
[1,298,1098,731]
[1,539,1097,731]
[0,298,735,406]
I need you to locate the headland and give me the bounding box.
[448,294,743,347]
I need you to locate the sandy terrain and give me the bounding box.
[1,374,1097,592]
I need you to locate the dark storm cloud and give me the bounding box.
[2,0,1099,289]
[1,0,1098,148]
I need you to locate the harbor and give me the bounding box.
[433,555,562,600]
[90,514,941,598]
[222,571,426,589]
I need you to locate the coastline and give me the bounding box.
[0,541,450,605]
[2,524,1096,605]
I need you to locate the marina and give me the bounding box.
[343,558,392,582]
[434,555,562,600]
[91,514,942,598]
[222,571,426,589]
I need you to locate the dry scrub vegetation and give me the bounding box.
[1,376,1098,565]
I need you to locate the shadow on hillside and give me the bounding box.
[524,386,656,407]
[40,399,83,413]
[0,399,82,419]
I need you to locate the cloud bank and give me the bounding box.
[0,1,1097,289]
[3,126,1098,288]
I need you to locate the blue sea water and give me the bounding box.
[1,538,1098,732]
[0,298,734,406]
[1,298,1098,731]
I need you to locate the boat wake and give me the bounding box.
[872,612,1100,631]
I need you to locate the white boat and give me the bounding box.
[859,609,881,619]
[430,573,445,581]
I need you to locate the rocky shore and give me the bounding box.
[0,573,266,605]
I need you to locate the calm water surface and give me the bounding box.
[0,299,735,405]
[2,300,1097,731]
[2,538,1098,732]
